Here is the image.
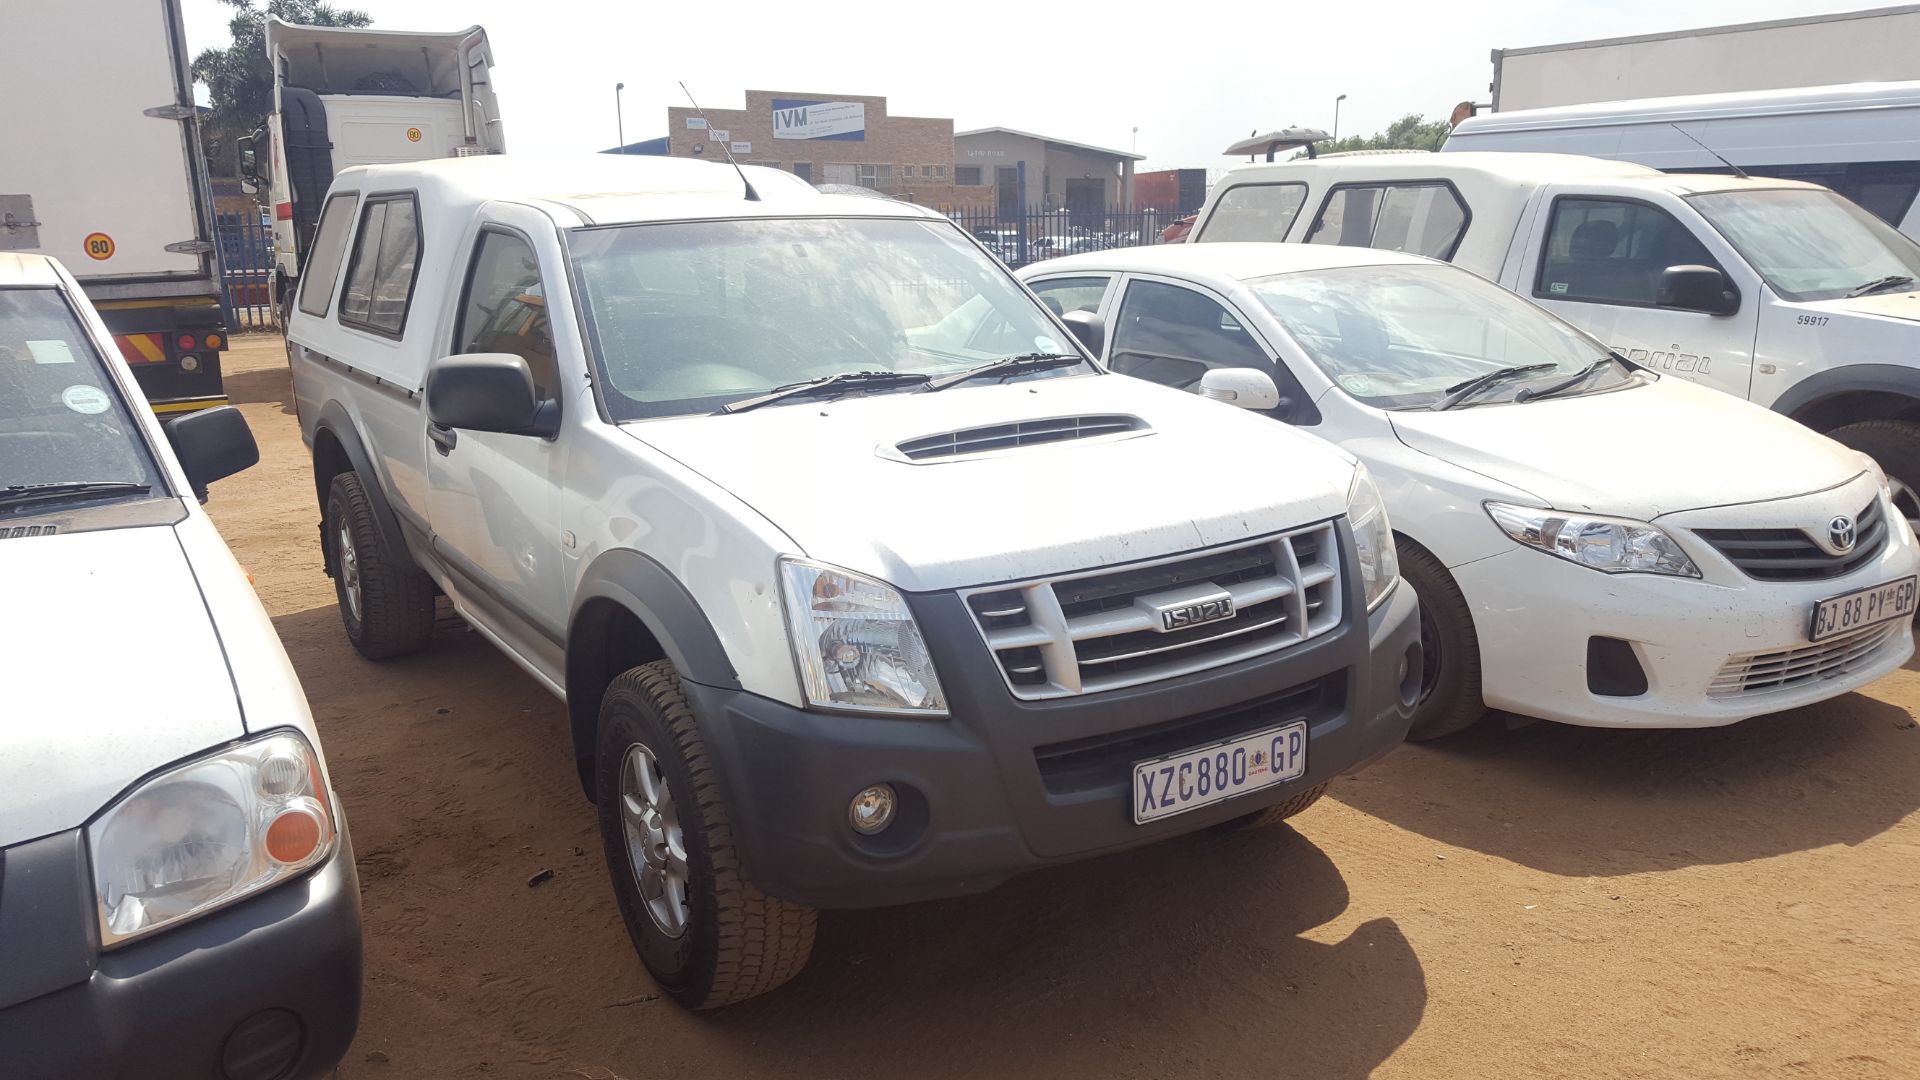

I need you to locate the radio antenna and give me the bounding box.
[681,81,759,201]
[1669,123,1749,180]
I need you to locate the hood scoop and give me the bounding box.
[888,414,1149,463]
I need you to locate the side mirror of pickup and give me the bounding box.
[163,405,259,498]
[426,352,559,438]
[1656,265,1739,316]
[1197,368,1283,412]
[1061,310,1104,355]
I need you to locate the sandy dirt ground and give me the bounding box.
[209,335,1920,1079]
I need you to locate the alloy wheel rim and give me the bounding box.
[337,523,362,621]
[619,743,690,938]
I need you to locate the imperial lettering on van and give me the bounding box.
[1615,343,1711,374]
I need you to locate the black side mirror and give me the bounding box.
[426,352,558,438]
[163,405,259,497]
[1061,310,1105,355]
[1656,265,1739,315]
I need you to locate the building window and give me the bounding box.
[956,166,982,186]
[856,164,892,190]
[793,163,812,182]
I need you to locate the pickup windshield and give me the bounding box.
[1,287,162,505]
[569,216,1087,419]
[1687,188,1920,302]
[1249,263,1635,410]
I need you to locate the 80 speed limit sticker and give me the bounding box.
[83,232,115,260]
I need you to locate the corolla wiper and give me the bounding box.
[1429,364,1557,412]
[922,352,1083,392]
[1846,274,1916,298]
[1514,356,1620,404]
[0,481,151,509]
[721,370,931,414]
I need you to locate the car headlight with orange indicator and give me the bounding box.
[88,730,337,946]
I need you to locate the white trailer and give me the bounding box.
[1489,5,1920,112]
[1,0,231,413]
[242,19,504,311]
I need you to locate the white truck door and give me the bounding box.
[1520,188,1761,400]
[425,208,569,664]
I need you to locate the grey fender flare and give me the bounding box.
[311,400,410,563]
[1769,364,1920,423]
[567,548,741,692]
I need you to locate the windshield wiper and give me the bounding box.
[1429,364,1558,412]
[721,370,931,414]
[922,352,1083,392]
[1846,274,1916,298]
[0,481,151,510]
[1514,356,1620,404]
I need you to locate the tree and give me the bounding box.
[1308,114,1452,157]
[191,0,370,175]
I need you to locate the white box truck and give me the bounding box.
[239,18,504,315]
[1,0,232,414]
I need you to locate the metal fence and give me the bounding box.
[215,211,277,331]
[944,205,1189,269]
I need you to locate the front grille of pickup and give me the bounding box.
[1695,498,1886,581]
[961,523,1343,700]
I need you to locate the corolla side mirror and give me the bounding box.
[1198,368,1283,412]
[1061,310,1104,354]
[163,405,259,498]
[426,353,558,438]
[1656,265,1739,316]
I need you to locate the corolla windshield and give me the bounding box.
[1,287,161,501]
[1248,263,1636,409]
[1687,188,1920,302]
[569,216,1089,418]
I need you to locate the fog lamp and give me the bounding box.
[848,784,898,835]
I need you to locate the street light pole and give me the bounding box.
[1333,93,1347,141]
[615,82,626,153]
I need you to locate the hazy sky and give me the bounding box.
[180,0,1868,169]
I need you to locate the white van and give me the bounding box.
[1444,81,1920,238]
[1187,151,1920,532]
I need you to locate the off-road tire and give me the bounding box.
[596,661,816,1009]
[1828,419,1920,531]
[1217,783,1328,831]
[324,471,435,659]
[1400,541,1486,741]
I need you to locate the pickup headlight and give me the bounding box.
[88,731,337,947]
[1486,502,1700,577]
[779,558,948,715]
[1349,463,1399,610]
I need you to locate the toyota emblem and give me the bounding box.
[1827,515,1858,553]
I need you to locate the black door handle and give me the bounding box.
[427,422,458,455]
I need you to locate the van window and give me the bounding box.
[455,230,557,400]
[1109,280,1271,391]
[1536,198,1722,307]
[1196,183,1308,242]
[297,193,358,318]
[1028,276,1110,316]
[338,194,422,337]
[1305,182,1468,260]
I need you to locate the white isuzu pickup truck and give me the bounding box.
[284,155,1422,1007]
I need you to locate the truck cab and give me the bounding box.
[284,154,1422,1008]
[242,18,504,315]
[1189,150,1920,531]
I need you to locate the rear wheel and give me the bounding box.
[324,471,435,659]
[596,661,815,1009]
[1399,541,1486,742]
[1828,419,1920,535]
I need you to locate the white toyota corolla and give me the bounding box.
[1018,243,1918,738]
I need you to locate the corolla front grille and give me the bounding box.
[1707,622,1903,697]
[893,414,1146,461]
[962,525,1343,700]
[1695,498,1886,581]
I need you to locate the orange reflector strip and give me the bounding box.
[264,808,323,864]
[114,333,167,364]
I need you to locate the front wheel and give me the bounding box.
[1827,419,1920,535]
[1215,784,1328,832]
[595,661,816,1009]
[1398,541,1486,742]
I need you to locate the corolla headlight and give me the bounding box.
[1348,463,1399,610]
[88,731,336,947]
[1486,502,1700,577]
[779,558,947,715]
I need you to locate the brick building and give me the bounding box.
[953,127,1143,222]
[666,90,988,210]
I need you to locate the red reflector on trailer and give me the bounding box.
[177,334,197,350]
[274,202,293,221]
